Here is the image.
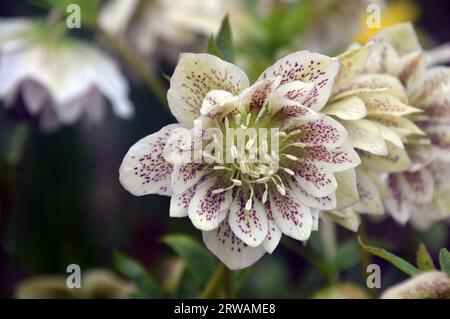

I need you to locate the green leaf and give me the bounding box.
[215,15,235,63]
[329,240,360,272]
[206,35,224,60]
[358,236,420,276]
[113,251,163,298]
[162,234,218,284]
[439,248,450,275]
[416,243,435,271]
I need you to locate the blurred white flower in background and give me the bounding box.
[0,18,134,131]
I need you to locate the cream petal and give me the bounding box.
[353,169,384,215]
[202,221,266,270]
[372,22,421,56]
[343,119,388,156]
[119,124,180,196]
[228,191,268,247]
[372,121,405,150]
[188,179,232,231]
[323,96,367,120]
[167,53,249,127]
[361,92,421,116]
[268,80,315,112]
[289,178,337,210]
[200,89,235,119]
[258,51,339,111]
[334,170,359,210]
[333,45,369,92]
[169,175,209,218]
[324,209,361,232]
[411,67,450,108]
[406,144,436,171]
[385,174,411,224]
[424,124,450,161]
[270,190,313,241]
[360,142,412,173]
[369,114,424,137]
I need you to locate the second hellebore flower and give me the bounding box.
[120,52,361,269]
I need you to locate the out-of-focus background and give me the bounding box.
[0,0,449,299]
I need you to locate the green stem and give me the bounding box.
[281,238,332,282]
[95,27,168,108]
[223,267,235,299]
[200,264,225,299]
[357,220,376,297]
[6,124,29,166]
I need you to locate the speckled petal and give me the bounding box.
[293,161,338,198]
[241,77,281,114]
[119,124,180,196]
[399,170,434,204]
[288,178,337,210]
[361,92,421,116]
[200,89,236,119]
[372,22,421,56]
[270,190,313,241]
[304,141,361,173]
[370,114,424,137]
[258,51,339,111]
[268,80,315,111]
[385,174,411,224]
[323,96,367,120]
[406,144,436,171]
[343,119,388,156]
[262,200,282,254]
[292,116,348,150]
[171,162,208,194]
[202,221,266,270]
[188,178,232,231]
[423,124,450,161]
[360,142,412,173]
[353,169,384,215]
[169,175,209,218]
[229,191,268,247]
[167,53,249,127]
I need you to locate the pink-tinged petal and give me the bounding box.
[171,162,208,194]
[269,80,315,110]
[167,53,249,127]
[323,96,367,120]
[396,51,427,92]
[423,98,450,123]
[406,144,436,171]
[200,89,236,119]
[360,142,412,173]
[228,191,268,247]
[241,77,281,113]
[380,271,450,299]
[372,22,422,56]
[353,169,384,215]
[188,179,232,231]
[270,190,313,241]
[334,170,359,210]
[424,124,450,161]
[119,124,180,196]
[258,51,339,111]
[399,170,434,204]
[305,141,361,172]
[365,40,398,74]
[411,67,450,108]
[385,174,411,224]
[343,119,388,156]
[262,200,282,254]
[202,221,266,270]
[369,114,424,137]
[292,116,348,150]
[361,92,421,116]
[293,161,338,197]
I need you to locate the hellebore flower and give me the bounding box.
[119,52,360,269]
[0,18,134,131]
[363,23,450,227]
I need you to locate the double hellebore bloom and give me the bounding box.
[0,18,134,131]
[120,52,360,269]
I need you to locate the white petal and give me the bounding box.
[167,53,249,127]
[270,190,313,241]
[171,162,208,194]
[323,96,367,120]
[353,169,384,215]
[188,179,232,231]
[203,221,266,270]
[262,200,282,254]
[343,119,388,156]
[119,124,180,196]
[258,51,339,111]
[229,192,268,247]
[305,141,361,173]
[293,161,338,197]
